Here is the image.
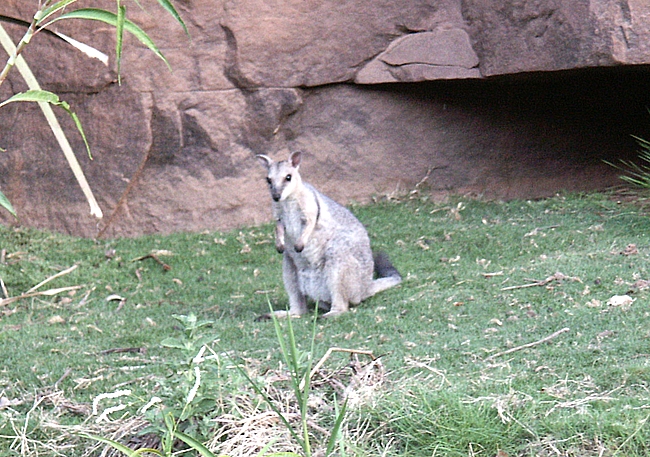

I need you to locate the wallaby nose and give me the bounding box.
[272,192,281,202]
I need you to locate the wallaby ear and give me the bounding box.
[256,154,273,170]
[289,151,302,168]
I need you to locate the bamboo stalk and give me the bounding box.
[0,23,103,218]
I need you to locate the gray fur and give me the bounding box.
[256,152,402,318]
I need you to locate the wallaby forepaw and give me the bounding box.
[294,242,305,252]
[320,310,346,319]
[275,243,285,254]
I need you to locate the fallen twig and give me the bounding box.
[0,277,7,299]
[482,271,503,278]
[544,385,622,417]
[485,327,570,361]
[0,286,82,307]
[26,264,78,294]
[54,368,73,388]
[132,251,172,271]
[501,272,581,291]
[99,347,146,355]
[299,347,377,390]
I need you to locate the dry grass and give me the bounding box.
[0,348,388,457]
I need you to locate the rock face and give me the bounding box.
[1,0,650,237]
[355,28,481,83]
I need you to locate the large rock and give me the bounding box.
[355,28,481,83]
[462,0,650,76]
[0,0,649,237]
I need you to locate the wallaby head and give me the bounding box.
[256,151,304,202]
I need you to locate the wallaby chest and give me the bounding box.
[279,198,307,242]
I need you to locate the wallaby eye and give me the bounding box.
[266,177,272,185]
[285,174,292,182]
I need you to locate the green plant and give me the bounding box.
[82,312,304,457]
[606,135,650,188]
[82,415,222,457]
[2,193,650,456]
[0,0,187,218]
[233,302,348,457]
[80,312,222,456]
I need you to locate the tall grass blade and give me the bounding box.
[606,134,650,189]
[270,306,311,456]
[326,396,348,457]
[231,358,306,449]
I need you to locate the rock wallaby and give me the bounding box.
[256,151,402,318]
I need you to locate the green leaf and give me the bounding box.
[172,430,218,457]
[0,90,92,159]
[81,433,163,456]
[325,396,348,457]
[37,0,80,25]
[155,0,189,37]
[0,189,17,218]
[160,337,188,350]
[0,89,58,106]
[51,8,170,69]
[115,3,125,84]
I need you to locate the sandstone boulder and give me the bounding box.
[0,0,649,237]
[356,28,481,84]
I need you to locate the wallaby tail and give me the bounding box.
[364,251,402,300]
[373,251,401,279]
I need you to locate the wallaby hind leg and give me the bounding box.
[257,254,307,320]
[320,292,348,318]
[281,254,308,317]
[320,268,350,318]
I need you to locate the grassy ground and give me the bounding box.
[0,190,649,456]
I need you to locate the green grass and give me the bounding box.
[1,190,650,456]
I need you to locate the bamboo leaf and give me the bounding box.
[0,90,92,159]
[50,8,170,69]
[38,0,80,25]
[0,189,17,218]
[0,14,108,64]
[52,31,109,65]
[0,24,102,218]
[155,0,189,36]
[0,89,59,106]
[115,3,125,84]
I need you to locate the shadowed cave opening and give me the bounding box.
[373,65,650,197]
